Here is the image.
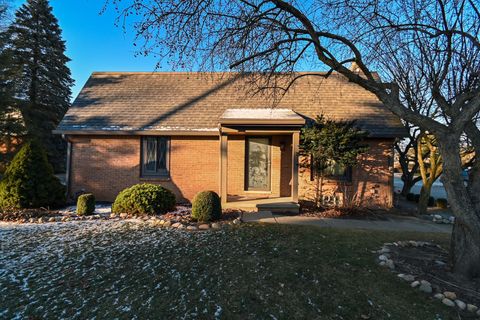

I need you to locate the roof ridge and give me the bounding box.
[90,71,333,76]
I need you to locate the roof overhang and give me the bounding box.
[219,108,305,126]
[52,129,219,136]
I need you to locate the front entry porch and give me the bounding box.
[218,108,304,214]
[223,196,300,214]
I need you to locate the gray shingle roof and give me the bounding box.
[56,72,407,138]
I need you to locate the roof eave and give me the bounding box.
[52,129,220,136]
[219,119,306,126]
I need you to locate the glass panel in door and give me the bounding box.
[246,137,271,191]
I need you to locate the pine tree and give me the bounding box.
[0,1,25,170]
[300,115,369,207]
[6,0,73,172]
[0,139,66,209]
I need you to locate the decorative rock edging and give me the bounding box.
[4,211,242,232]
[429,214,455,225]
[376,241,480,316]
[145,216,240,231]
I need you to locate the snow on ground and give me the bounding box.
[57,203,113,216]
[0,220,232,319]
[55,204,191,217]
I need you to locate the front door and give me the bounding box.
[246,137,271,191]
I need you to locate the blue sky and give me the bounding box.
[12,0,162,100]
[10,0,319,101]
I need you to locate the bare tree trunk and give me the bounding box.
[401,177,414,196]
[401,174,422,196]
[438,134,480,278]
[314,173,324,208]
[396,141,421,197]
[314,175,320,207]
[417,184,432,215]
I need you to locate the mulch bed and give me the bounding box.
[160,207,240,224]
[299,203,390,220]
[390,243,480,311]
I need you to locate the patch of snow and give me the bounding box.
[221,108,302,120]
[57,204,112,215]
[214,305,222,319]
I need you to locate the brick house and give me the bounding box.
[54,72,406,212]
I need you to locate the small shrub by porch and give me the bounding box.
[77,193,95,216]
[191,190,222,222]
[112,183,176,215]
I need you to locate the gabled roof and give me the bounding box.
[56,72,406,138]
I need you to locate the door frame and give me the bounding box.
[244,136,272,192]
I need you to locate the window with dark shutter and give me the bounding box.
[141,137,170,177]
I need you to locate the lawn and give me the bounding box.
[0,221,457,319]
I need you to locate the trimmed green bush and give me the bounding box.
[414,194,420,203]
[406,193,415,201]
[77,193,95,216]
[0,140,66,209]
[436,198,448,209]
[112,183,176,215]
[427,196,435,207]
[191,191,222,222]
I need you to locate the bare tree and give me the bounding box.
[108,0,480,278]
[393,59,439,197]
[395,127,423,196]
[417,132,443,215]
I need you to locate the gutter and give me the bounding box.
[63,134,72,199]
[52,129,219,136]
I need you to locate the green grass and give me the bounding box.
[0,222,457,319]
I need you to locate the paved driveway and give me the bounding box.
[243,212,452,233]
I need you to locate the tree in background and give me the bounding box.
[301,115,368,207]
[6,0,72,172]
[391,58,439,197]
[417,132,443,215]
[395,128,422,196]
[0,0,24,172]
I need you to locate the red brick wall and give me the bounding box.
[69,135,393,207]
[298,138,394,208]
[69,135,219,202]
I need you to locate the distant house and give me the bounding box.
[54,72,406,212]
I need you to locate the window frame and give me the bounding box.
[140,136,170,178]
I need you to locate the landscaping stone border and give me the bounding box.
[429,214,455,225]
[376,241,480,316]
[2,207,242,231]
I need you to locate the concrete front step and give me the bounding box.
[256,202,300,214]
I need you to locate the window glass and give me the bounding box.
[310,158,352,181]
[145,138,157,172]
[142,137,169,177]
[323,160,346,177]
[157,138,167,171]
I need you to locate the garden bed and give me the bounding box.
[0,204,240,230]
[376,241,480,317]
[299,203,390,220]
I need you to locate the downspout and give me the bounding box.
[63,134,72,200]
